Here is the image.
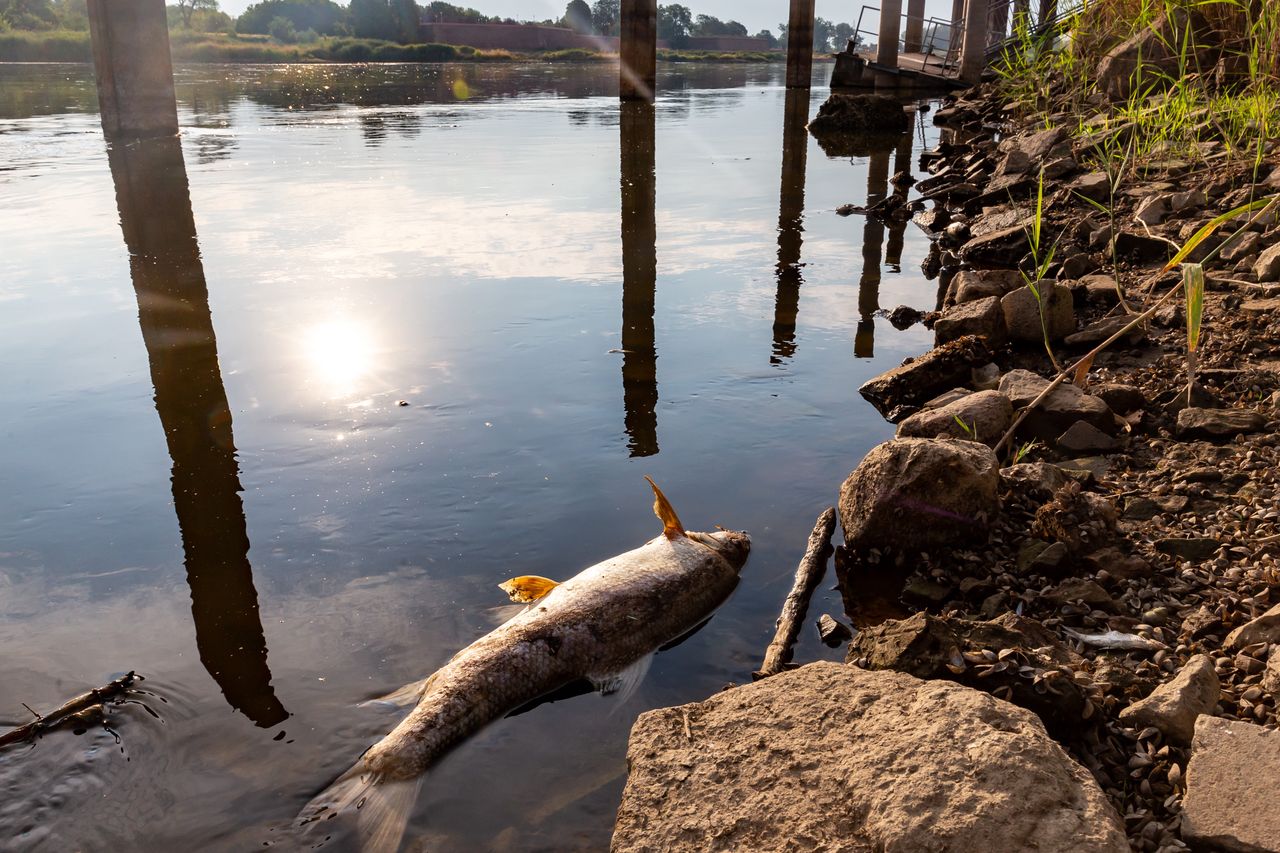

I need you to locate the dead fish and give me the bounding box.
[1062,627,1167,652]
[299,477,750,851]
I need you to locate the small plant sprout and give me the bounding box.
[1021,169,1062,371]
[1182,262,1204,397]
[953,415,977,441]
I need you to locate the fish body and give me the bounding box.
[364,528,749,781]
[300,481,748,850]
[1062,627,1166,651]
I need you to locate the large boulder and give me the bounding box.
[934,295,1008,346]
[896,390,1013,447]
[1225,603,1280,651]
[1182,716,1280,853]
[808,94,909,157]
[945,268,1023,306]
[611,663,1128,853]
[859,335,994,422]
[838,438,999,552]
[1176,407,1267,440]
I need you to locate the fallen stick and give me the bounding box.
[753,507,837,680]
[0,671,139,748]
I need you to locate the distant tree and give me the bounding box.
[349,0,396,39]
[173,0,218,28]
[423,1,492,23]
[390,0,418,41]
[51,0,86,29]
[833,21,854,50]
[589,0,617,36]
[657,3,690,47]
[236,0,346,36]
[812,16,833,52]
[0,0,57,30]
[562,0,590,33]
[753,28,776,48]
[268,13,297,40]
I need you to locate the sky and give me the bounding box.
[215,0,959,35]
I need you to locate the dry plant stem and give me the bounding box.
[754,507,837,680]
[0,671,139,748]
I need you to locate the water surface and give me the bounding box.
[0,61,938,850]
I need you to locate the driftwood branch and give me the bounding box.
[0,671,139,748]
[754,507,837,680]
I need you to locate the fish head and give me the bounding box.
[689,529,751,571]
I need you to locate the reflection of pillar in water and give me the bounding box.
[884,123,915,270]
[619,101,659,457]
[772,89,810,365]
[856,149,891,358]
[107,137,288,728]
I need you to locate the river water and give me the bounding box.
[0,61,938,851]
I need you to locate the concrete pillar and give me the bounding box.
[87,0,179,139]
[785,0,816,89]
[904,0,927,52]
[877,0,903,67]
[772,89,810,363]
[620,0,657,101]
[619,101,658,456]
[107,136,286,727]
[959,0,992,83]
[884,124,914,269]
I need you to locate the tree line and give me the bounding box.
[1,0,857,53]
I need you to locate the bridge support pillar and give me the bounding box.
[875,0,903,88]
[903,0,926,52]
[87,0,178,139]
[785,0,816,88]
[959,0,991,83]
[620,0,657,101]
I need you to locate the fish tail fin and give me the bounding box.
[299,763,424,853]
[644,476,686,540]
[498,575,560,603]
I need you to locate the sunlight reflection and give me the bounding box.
[302,319,379,399]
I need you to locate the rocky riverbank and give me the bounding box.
[610,75,1280,853]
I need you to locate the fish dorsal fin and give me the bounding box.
[499,575,560,603]
[644,476,685,540]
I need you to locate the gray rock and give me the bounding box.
[998,369,1117,440]
[838,438,999,552]
[1064,314,1144,348]
[961,224,1034,268]
[1095,382,1145,414]
[817,613,852,646]
[971,362,1000,391]
[1264,646,1280,696]
[1224,603,1280,651]
[859,335,994,422]
[1079,273,1121,304]
[896,390,1013,447]
[1182,716,1280,853]
[934,295,1007,346]
[807,93,909,134]
[1254,242,1280,282]
[1059,252,1095,279]
[1134,194,1171,226]
[1117,654,1220,745]
[997,125,1070,166]
[1095,10,1198,100]
[1171,189,1207,212]
[1001,461,1071,495]
[1176,407,1267,439]
[1155,537,1220,562]
[1056,421,1120,454]
[1220,230,1263,264]
[1002,282,1075,343]
[1060,456,1111,480]
[923,387,972,409]
[1045,578,1118,612]
[611,663,1128,853]
[1072,171,1110,203]
[946,268,1023,305]
[1029,541,1071,577]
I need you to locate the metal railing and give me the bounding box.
[850,6,963,77]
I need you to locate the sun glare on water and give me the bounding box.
[302,319,380,400]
